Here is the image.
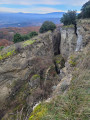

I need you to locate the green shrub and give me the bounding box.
[77,1,90,19]
[60,10,77,25]
[29,31,38,38]
[81,1,90,18]
[13,33,23,43]
[22,35,30,41]
[77,13,82,19]
[39,21,56,33]
[0,46,4,51]
[13,32,38,43]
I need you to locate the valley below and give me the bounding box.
[0,12,64,28]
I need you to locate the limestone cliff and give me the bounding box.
[60,25,77,59]
[60,19,90,59]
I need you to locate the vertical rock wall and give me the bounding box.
[60,27,77,59]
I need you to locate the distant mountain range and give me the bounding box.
[0,12,64,28]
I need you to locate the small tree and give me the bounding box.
[0,46,4,51]
[77,13,82,19]
[29,31,38,38]
[60,10,77,25]
[22,35,30,41]
[77,1,90,19]
[13,33,22,43]
[81,1,90,18]
[39,21,56,33]
[13,32,38,43]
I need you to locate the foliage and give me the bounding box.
[39,21,56,33]
[22,34,30,41]
[78,1,90,18]
[13,33,23,43]
[60,10,77,25]
[77,13,82,19]
[13,31,38,43]
[29,31,38,38]
[0,46,4,51]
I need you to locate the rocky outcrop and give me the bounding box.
[77,19,90,47]
[75,27,83,51]
[0,29,63,120]
[60,19,90,59]
[60,26,77,60]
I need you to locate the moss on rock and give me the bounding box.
[62,24,74,29]
[23,40,36,47]
[31,74,40,80]
[0,49,16,60]
[69,55,77,67]
[29,104,47,120]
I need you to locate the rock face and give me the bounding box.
[60,20,90,59]
[60,27,77,59]
[75,27,83,51]
[0,30,63,120]
[0,32,51,98]
[77,19,90,47]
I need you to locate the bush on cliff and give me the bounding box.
[22,34,30,41]
[0,46,4,51]
[13,33,23,43]
[39,21,56,33]
[77,1,90,19]
[13,31,38,43]
[60,10,77,25]
[29,31,38,38]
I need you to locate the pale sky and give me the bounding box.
[0,0,89,13]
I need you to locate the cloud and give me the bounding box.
[0,7,64,13]
[0,0,88,13]
[0,0,62,5]
[0,0,88,6]
[62,0,89,6]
